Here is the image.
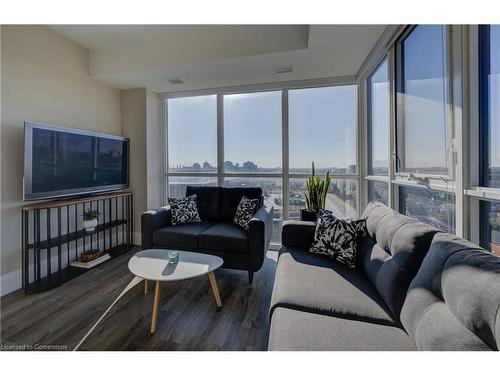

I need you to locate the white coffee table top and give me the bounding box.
[128,249,223,282]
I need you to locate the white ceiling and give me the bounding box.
[50,25,387,93]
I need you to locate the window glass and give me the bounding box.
[480,200,500,256]
[168,176,218,198]
[399,186,455,233]
[480,25,500,187]
[396,25,449,175]
[367,180,388,205]
[289,85,357,174]
[368,59,390,175]
[289,178,358,220]
[224,91,282,173]
[167,95,217,172]
[224,177,283,244]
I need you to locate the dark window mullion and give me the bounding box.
[478,25,491,188]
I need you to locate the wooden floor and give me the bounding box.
[0,248,278,351]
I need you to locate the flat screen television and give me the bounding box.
[23,122,129,201]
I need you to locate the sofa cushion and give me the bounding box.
[233,196,259,230]
[268,307,416,351]
[198,222,249,254]
[400,232,500,351]
[270,246,396,326]
[359,201,441,318]
[167,195,201,225]
[219,187,263,222]
[152,221,215,249]
[186,186,222,222]
[310,210,366,268]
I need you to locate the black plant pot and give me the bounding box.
[300,209,317,222]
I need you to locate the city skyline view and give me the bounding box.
[169,159,357,174]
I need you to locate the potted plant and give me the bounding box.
[300,162,331,222]
[82,208,100,232]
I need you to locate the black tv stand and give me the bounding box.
[21,192,133,293]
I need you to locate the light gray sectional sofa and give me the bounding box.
[268,201,500,351]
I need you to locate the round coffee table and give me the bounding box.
[128,249,224,334]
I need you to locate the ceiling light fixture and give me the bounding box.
[167,78,184,84]
[274,65,293,74]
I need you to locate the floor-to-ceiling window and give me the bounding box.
[164,25,500,253]
[223,91,283,243]
[164,83,359,245]
[366,57,390,206]
[394,25,456,233]
[396,25,450,176]
[288,85,358,219]
[166,95,218,197]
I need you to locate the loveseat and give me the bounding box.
[268,201,500,350]
[141,186,274,283]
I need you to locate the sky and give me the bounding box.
[401,25,448,171]
[224,91,282,168]
[370,59,389,169]
[168,85,358,171]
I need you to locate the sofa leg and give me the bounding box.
[248,271,254,284]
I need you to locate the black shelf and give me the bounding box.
[30,219,126,250]
[22,192,133,293]
[24,244,130,293]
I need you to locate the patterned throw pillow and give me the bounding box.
[310,210,366,268]
[233,196,259,231]
[167,194,201,226]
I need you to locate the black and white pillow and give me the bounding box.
[233,196,259,231]
[167,194,201,226]
[309,209,366,268]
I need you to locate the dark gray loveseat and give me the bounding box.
[268,201,500,351]
[141,186,274,283]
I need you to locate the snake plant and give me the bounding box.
[304,162,331,212]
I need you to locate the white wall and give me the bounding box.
[0,26,122,295]
[146,89,162,210]
[121,88,147,245]
[121,88,162,245]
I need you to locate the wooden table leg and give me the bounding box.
[144,279,148,295]
[150,280,161,334]
[208,271,222,308]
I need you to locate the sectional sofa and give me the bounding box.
[268,201,500,351]
[141,186,274,283]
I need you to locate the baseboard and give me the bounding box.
[1,269,22,297]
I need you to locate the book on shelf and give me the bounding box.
[70,253,111,269]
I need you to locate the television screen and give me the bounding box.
[24,122,129,201]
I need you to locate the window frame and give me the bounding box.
[394,25,455,181]
[359,24,462,236]
[478,24,491,188]
[465,25,500,252]
[367,56,390,177]
[364,55,391,210]
[222,90,284,175]
[165,94,219,176]
[162,79,361,245]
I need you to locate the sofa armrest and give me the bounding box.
[141,207,171,249]
[248,204,274,272]
[281,220,316,249]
